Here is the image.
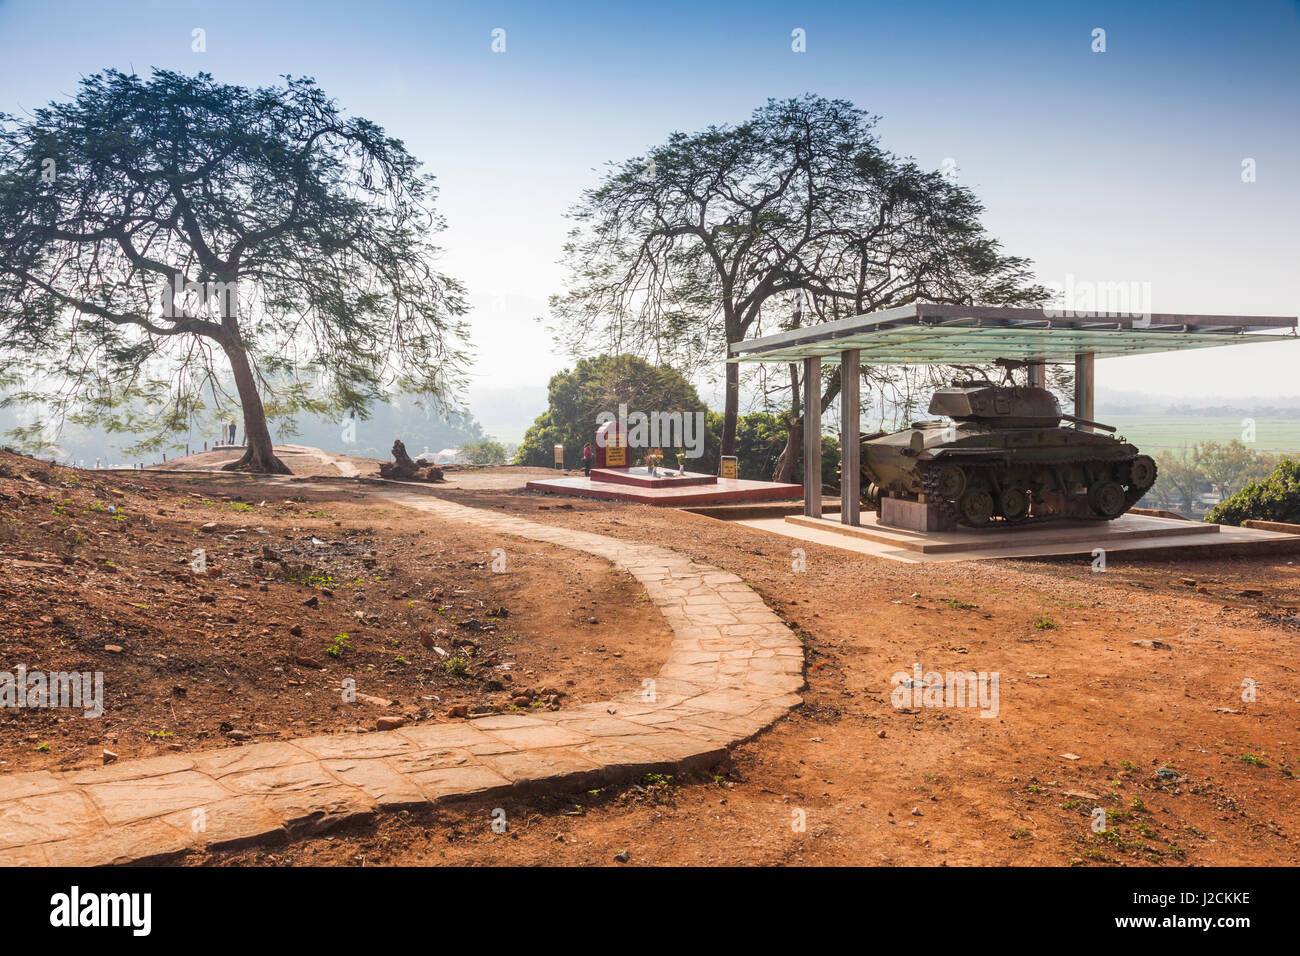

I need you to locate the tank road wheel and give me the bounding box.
[998,487,1031,523]
[1089,480,1127,519]
[1129,455,1157,489]
[864,482,881,506]
[935,464,966,500]
[958,488,995,527]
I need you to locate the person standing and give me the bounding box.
[229,419,237,445]
[582,443,593,477]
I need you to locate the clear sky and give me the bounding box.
[2,0,1297,427]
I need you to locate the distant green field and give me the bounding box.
[1103,415,1300,455]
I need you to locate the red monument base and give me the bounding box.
[590,466,717,489]
[525,473,801,506]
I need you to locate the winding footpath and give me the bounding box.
[0,490,803,865]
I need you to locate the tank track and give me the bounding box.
[921,455,1157,528]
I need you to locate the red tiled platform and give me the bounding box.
[590,467,717,489]
[525,474,802,506]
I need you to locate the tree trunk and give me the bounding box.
[721,357,739,458]
[773,417,802,484]
[773,363,802,483]
[219,340,291,475]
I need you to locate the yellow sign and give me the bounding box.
[605,439,626,467]
[720,456,738,479]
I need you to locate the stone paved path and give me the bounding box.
[0,490,803,865]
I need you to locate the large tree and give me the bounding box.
[551,94,1044,470]
[1196,439,1278,501]
[1151,447,1204,515]
[0,69,468,473]
[516,353,708,468]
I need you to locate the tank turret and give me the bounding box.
[928,382,1063,428]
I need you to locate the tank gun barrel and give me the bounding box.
[1059,413,1116,433]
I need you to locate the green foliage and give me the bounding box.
[1147,441,1280,517]
[516,354,708,468]
[459,438,508,465]
[1206,458,1300,526]
[1196,440,1277,499]
[717,411,785,480]
[442,655,471,677]
[1149,447,1202,513]
[518,375,844,485]
[819,435,841,489]
[702,410,838,484]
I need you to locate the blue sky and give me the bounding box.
[2,0,1298,437]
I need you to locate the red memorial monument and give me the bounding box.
[592,419,627,470]
[525,419,801,505]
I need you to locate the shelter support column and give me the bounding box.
[839,349,861,526]
[1074,352,1095,429]
[802,355,821,518]
[1028,361,1046,388]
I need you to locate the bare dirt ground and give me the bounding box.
[148,444,386,478]
[0,453,669,774]
[199,469,1300,867]
[5,455,1298,866]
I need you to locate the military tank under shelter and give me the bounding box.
[859,378,1157,527]
[727,303,1297,535]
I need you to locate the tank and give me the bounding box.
[859,380,1157,527]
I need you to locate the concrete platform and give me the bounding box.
[880,495,954,532]
[734,510,1300,563]
[590,466,717,488]
[525,474,802,506]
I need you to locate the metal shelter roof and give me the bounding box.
[728,304,1298,365]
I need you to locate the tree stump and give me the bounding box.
[379,440,444,482]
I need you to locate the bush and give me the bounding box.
[1205,458,1300,526]
[515,354,708,468]
[722,411,784,479]
[459,438,507,465]
[702,411,837,484]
